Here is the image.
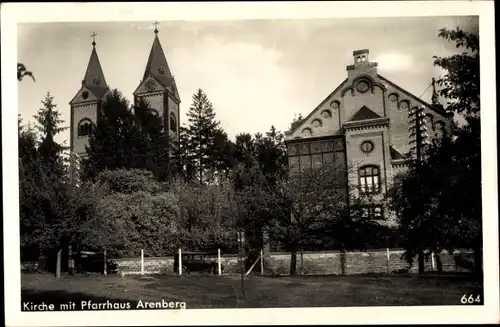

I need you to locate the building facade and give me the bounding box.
[284,49,453,225]
[69,28,180,179]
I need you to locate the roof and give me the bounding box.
[390,146,407,160]
[136,33,180,101]
[286,78,348,136]
[377,74,449,116]
[349,106,382,121]
[82,46,108,99]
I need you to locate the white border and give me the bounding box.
[2,2,498,326]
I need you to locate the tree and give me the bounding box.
[82,89,173,182]
[18,63,35,82]
[234,163,348,275]
[180,89,229,184]
[77,169,179,257]
[387,27,482,276]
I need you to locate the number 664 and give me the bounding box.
[461,294,481,304]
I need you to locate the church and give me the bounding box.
[284,49,453,224]
[68,26,181,175]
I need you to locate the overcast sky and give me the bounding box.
[18,16,478,145]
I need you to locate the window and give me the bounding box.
[359,165,381,194]
[360,140,374,154]
[288,138,346,173]
[77,118,93,137]
[360,205,384,219]
[170,112,177,133]
[425,113,435,131]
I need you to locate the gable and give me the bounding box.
[69,86,101,105]
[133,76,167,96]
[348,106,382,122]
[378,74,448,117]
[286,78,348,140]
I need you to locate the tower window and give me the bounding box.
[359,165,381,194]
[170,112,177,133]
[77,118,93,138]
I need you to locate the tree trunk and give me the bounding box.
[289,249,297,276]
[55,248,62,279]
[418,251,425,274]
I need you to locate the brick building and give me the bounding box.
[69,28,180,178]
[284,49,453,225]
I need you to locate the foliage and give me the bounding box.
[18,63,35,82]
[433,27,479,116]
[387,27,482,273]
[179,88,231,184]
[82,89,173,182]
[233,163,349,275]
[19,93,70,253]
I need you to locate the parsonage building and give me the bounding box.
[284,49,453,225]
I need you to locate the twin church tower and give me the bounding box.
[69,25,181,171]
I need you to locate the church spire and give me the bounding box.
[431,77,439,105]
[82,32,108,99]
[141,21,174,88]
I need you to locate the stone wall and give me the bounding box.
[21,249,474,276]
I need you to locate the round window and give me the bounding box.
[356,80,370,93]
[360,140,374,154]
[82,91,89,99]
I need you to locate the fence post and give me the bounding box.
[218,248,221,276]
[178,248,182,276]
[431,252,436,271]
[140,249,144,275]
[104,250,107,276]
[386,248,390,274]
[260,249,264,276]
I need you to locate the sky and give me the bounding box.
[18,16,478,145]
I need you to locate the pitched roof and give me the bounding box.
[82,46,108,99]
[390,146,407,160]
[143,34,173,88]
[349,106,382,121]
[377,74,449,116]
[286,78,348,136]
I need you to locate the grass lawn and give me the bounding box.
[21,272,483,309]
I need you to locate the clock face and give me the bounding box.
[356,80,369,93]
[145,80,156,92]
[93,77,101,85]
[158,66,165,75]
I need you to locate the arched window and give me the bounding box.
[170,112,177,133]
[435,120,446,138]
[77,118,93,137]
[359,165,381,194]
[425,113,435,131]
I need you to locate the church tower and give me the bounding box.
[133,23,181,157]
[69,33,109,157]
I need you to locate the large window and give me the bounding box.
[287,138,346,173]
[359,165,381,194]
[77,118,93,138]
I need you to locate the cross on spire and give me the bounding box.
[91,32,98,46]
[153,20,159,34]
